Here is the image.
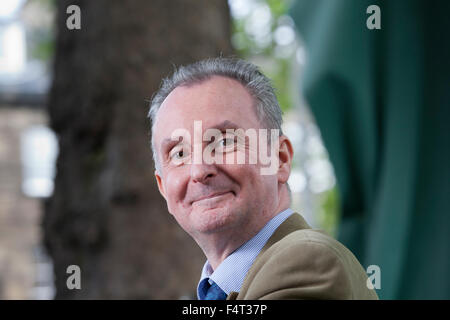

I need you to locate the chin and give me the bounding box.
[191,206,239,234]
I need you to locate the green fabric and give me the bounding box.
[289,0,450,299]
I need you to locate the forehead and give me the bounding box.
[153,76,261,143]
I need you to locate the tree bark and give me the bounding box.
[44,0,233,299]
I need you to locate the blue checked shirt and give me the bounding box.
[197,208,295,300]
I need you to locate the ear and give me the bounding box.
[155,171,167,200]
[277,135,293,184]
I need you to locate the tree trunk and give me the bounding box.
[44,0,233,299]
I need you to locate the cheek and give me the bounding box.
[164,170,189,211]
[221,163,259,193]
[233,165,277,197]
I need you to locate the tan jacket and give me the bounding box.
[227,213,378,300]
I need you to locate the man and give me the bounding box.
[149,57,378,300]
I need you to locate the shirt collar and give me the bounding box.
[197,208,294,299]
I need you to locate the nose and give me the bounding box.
[190,163,218,183]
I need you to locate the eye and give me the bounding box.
[215,135,236,153]
[220,137,234,146]
[173,150,184,159]
[170,146,188,160]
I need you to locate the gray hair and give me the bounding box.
[148,57,284,173]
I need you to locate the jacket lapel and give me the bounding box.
[227,213,311,300]
[260,213,311,257]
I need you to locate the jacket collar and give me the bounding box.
[227,213,311,300]
[260,212,311,256]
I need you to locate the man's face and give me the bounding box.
[152,76,281,238]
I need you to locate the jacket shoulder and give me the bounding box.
[238,228,378,300]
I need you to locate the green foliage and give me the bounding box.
[230,0,295,112]
[266,0,289,18]
[29,32,54,61]
[317,187,341,236]
[25,0,56,62]
[267,57,291,113]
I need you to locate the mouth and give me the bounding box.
[191,191,234,205]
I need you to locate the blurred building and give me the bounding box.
[0,0,55,299]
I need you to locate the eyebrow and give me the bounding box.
[205,120,240,132]
[160,136,183,155]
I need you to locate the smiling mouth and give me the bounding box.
[191,191,234,205]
